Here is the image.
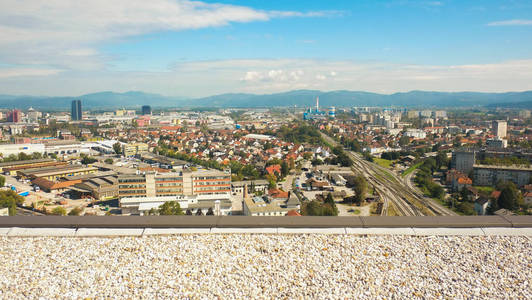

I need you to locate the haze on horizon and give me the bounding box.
[1,0,532,98]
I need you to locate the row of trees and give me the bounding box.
[275,123,325,145]
[49,206,83,216]
[0,152,45,163]
[339,136,363,153]
[414,156,447,200]
[157,145,224,170]
[348,175,367,205]
[303,193,338,216]
[480,156,530,167]
[329,146,353,167]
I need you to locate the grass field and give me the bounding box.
[374,158,393,168]
[401,162,423,177]
[473,186,496,194]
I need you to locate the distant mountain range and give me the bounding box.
[0,90,531,110]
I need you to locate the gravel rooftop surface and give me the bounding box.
[0,235,531,299]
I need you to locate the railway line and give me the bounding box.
[321,132,456,216]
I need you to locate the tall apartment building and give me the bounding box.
[7,109,21,123]
[518,110,531,119]
[71,100,82,121]
[492,120,507,139]
[451,150,476,174]
[118,169,232,215]
[141,105,152,116]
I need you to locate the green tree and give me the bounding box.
[324,193,339,215]
[460,187,470,202]
[51,206,67,216]
[113,142,122,155]
[281,161,289,177]
[0,175,5,187]
[0,190,24,216]
[325,193,335,206]
[498,183,519,210]
[353,175,367,205]
[81,156,97,165]
[158,201,184,215]
[304,200,323,216]
[104,158,114,164]
[67,206,82,216]
[321,203,338,216]
[18,152,31,161]
[399,135,410,147]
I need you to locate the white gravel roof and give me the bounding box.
[0,235,530,299]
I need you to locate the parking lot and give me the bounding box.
[3,174,107,215]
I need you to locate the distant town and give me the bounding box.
[0,98,530,218]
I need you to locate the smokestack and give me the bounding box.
[316,96,319,111]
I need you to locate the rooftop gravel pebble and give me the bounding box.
[0,235,530,299]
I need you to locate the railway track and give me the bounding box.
[350,155,421,216]
[321,132,456,216]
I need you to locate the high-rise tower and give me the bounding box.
[71,100,82,121]
[141,105,152,116]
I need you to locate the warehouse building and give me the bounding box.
[17,165,98,181]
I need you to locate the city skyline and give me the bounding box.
[1,0,532,97]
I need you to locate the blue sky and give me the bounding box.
[1,0,532,97]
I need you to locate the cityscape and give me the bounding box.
[0,1,531,299]
[0,99,530,218]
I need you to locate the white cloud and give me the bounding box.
[240,68,304,83]
[3,59,532,97]
[0,1,333,70]
[487,19,532,26]
[0,68,62,79]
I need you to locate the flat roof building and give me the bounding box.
[17,165,98,181]
[118,169,232,215]
[473,164,532,188]
[243,194,300,216]
[122,143,149,157]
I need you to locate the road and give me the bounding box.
[321,132,456,216]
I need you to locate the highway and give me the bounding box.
[321,132,456,216]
